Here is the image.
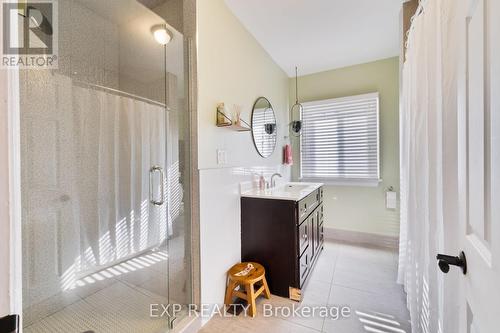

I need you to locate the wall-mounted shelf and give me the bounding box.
[216,106,251,132]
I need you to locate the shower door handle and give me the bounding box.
[149,165,165,206]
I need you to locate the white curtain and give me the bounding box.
[73,86,176,275]
[398,1,461,332]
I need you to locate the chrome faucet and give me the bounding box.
[271,173,282,188]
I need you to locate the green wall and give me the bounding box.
[290,57,400,237]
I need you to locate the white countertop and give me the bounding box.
[241,182,323,201]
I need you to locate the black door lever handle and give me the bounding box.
[437,251,467,275]
[0,314,19,333]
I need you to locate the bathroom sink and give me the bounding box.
[282,184,310,192]
[241,182,323,201]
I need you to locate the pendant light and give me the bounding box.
[290,66,303,136]
[151,24,172,45]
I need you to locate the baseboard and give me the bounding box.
[324,227,399,250]
[173,315,202,333]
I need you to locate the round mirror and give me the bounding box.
[251,97,277,158]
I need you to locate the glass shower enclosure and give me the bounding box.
[19,0,191,331]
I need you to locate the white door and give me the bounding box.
[456,0,500,332]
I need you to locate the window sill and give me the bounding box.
[299,178,382,187]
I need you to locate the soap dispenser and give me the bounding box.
[259,174,266,191]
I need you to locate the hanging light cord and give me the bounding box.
[295,66,299,104]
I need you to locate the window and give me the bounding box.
[300,92,380,185]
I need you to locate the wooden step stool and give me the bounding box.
[224,262,271,317]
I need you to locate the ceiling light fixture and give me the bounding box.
[151,25,172,45]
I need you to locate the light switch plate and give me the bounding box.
[217,149,226,165]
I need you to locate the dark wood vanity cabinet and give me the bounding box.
[241,186,324,301]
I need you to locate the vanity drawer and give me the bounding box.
[298,217,309,256]
[298,189,321,222]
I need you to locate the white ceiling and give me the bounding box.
[225,0,403,77]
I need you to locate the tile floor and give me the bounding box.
[23,223,190,333]
[199,241,411,333]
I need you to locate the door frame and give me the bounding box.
[0,67,22,319]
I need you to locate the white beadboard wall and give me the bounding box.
[199,166,290,306]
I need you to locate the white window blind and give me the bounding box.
[300,92,380,183]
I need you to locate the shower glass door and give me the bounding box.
[19,0,191,331]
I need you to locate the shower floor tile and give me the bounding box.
[23,281,169,333]
[23,290,82,327]
[24,237,187,333]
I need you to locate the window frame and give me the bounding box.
[299,92,381,187]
